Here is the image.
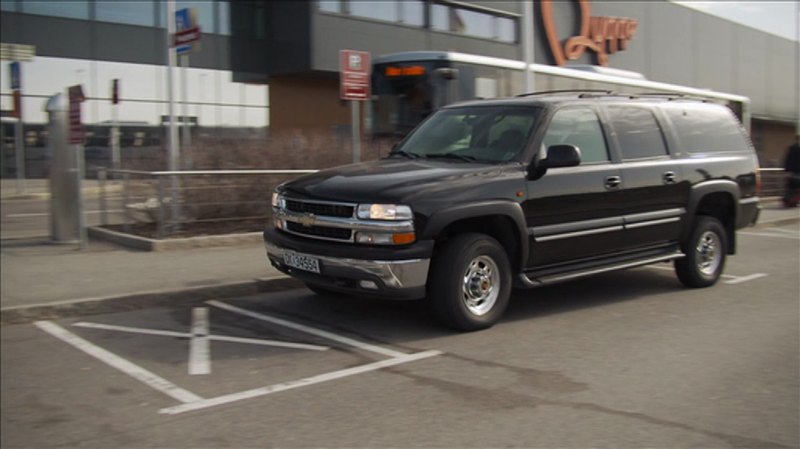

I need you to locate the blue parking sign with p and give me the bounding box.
[175,8,197,55]
[176,8,192,31]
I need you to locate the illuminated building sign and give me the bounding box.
[541,0,639,67]
[385,66,427,77]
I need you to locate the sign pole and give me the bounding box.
[14,106,24,194]
[68,85,87,249]
[166,0,180,227]
[181,54,191,167]
[351,101,360,163]
[11,61,25,194]
[522,0,535,93]
[111,80,120,176]
[340,50,370,164]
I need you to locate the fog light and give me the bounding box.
[355,231,416,245]
[359,280,378,290]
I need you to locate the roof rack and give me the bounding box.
[626,92,713,102]
[515,89,614,98]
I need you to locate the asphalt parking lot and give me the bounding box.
[2,223,798,448]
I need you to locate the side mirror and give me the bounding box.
[540,144,581,169]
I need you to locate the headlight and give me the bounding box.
[271,191,284,208]
[356,204,413,220]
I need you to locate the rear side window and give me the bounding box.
[542,108,609,164]
[663,105,749,153]
[606,106,668,160]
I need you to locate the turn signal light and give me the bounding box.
[392,232,416,245]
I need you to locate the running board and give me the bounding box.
[518,252,685,287]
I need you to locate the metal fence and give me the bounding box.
[759,168,790,198]
[97,167,791,239]
[97,168,317,238]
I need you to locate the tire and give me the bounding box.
[428,233,512,331]
[675,216,727,288]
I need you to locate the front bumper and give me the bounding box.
[264,230,431,300]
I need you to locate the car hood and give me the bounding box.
[281,158,513,204]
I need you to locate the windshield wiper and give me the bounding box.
[424,153,477,162]
[388,150,421,159]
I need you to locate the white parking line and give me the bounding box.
[72,322,330,351]
[644,265,768,284]
[724,273,769,284]
[35,321,203,404]
[41,305,442,415]
[739,230,800,240]
[159,350,442,415]
[188,307,210,375]
[208,300,408,358]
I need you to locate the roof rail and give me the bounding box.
[626,92,713,102]
[516,89,614,98]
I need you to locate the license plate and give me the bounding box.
[283,252,320,274]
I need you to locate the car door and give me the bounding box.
[601,104,689,251]
[524,106,625,268]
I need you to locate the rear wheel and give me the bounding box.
[428,233,511,331]
[675,216,727,287]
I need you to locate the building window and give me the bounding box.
[400,0,424,26]
[21,0,90,20]
[496,17,516,43]
[96,1,156,27]
[430,3,517,43]
[1,1,18,12]
[431,4,449,31]
[218,0,230,35]
[349,1,399,22]
[318,0,341,14]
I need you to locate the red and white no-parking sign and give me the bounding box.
[340,50,371,101]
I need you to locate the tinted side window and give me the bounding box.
[664,105,749,153]
[543,108,609,163]
[606,106,668,159]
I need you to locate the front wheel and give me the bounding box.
[675,216,727,288]
[428,233,512,331]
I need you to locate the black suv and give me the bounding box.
[264,92,760,331]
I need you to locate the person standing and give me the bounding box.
[783,135,800,207]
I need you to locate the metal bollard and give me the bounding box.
[123,171,131,233]
[157,175,166,238]
[98,168,107,226]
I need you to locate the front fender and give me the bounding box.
[422,201,529,270]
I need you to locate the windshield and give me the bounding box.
[393,106,541,163]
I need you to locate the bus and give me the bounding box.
[371,51,750,138]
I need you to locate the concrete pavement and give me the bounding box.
[1,187,798,319]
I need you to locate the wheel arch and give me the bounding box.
[422,201,528,272]
[685,181,739,254]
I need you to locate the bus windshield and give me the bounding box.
[372,61,442,137]
[393,106,541,163]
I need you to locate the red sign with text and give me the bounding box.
[340,50,371,101]
[68,85,85,144]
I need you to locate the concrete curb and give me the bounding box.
[88,226,263,251]
[0,276,300,325]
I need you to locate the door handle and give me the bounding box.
[605,176,621,190]
[663,171,677,185]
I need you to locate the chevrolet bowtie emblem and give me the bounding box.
[298,213,316,227]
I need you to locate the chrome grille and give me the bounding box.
[286,221,352,241]
[285,199,354,218]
